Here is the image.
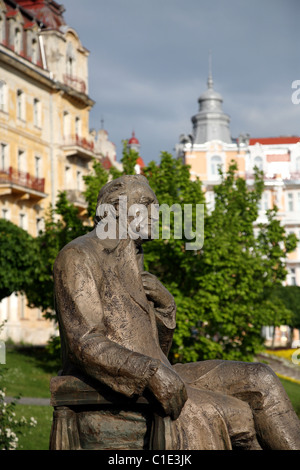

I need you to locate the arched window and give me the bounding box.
[253,156,263,171]
[66,43,75,76]
[211,155,222,176]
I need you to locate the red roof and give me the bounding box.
[249,136,300,145]
[128,131,139,145]
[136,157,145,168]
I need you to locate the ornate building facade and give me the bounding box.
[176,72,300,348]
[0,0,99,343]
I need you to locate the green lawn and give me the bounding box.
[278,377,300,418]
[3,346,59,398]
[1,347,300,450]
[13,405,53,450]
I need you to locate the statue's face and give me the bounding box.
[127,182,159,243]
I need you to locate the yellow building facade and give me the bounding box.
[0,0,97,343]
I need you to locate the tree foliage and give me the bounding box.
[22,147,298,363]
[26,193,90,317]
[267,285,300,331]
[0,219,39,301]
[143,158,297,363]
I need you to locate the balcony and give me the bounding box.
[66,189,88,213]
[63,74,87,94]
[0,167,46,199]
[62,135,95,161]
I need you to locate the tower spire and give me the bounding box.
[207,50,213,89]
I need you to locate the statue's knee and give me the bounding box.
[246,362,278,390]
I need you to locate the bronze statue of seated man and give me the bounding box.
[52,174,300,450]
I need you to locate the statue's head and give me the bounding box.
[95,175,159,244]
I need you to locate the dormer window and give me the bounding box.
[0,14,5,43]
[14,26,22,54]
[31,37,38,63]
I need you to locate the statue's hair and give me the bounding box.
[97,174,149,206]
[94,174,150,224]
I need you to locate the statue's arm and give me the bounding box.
[54,247,161,399]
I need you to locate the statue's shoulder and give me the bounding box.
[54,230,101,270]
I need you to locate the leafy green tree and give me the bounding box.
[82,159,109,219]
[0,219,39,301]
[26,148,297,365]
[144,159,297,363]
[26,192,90,317]
[120,140,139,175]
[267,285,300,346]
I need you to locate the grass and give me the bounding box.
[3,345,59,398]
[13,405,53,450]
[1,346,59,450]
[278,377,300,418]
[1,346,300,450]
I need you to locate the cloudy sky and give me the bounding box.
[61,0,300,164]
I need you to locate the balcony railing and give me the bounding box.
[245,171,300,182]
[63,134,94,152]
[63,74,86,94]
[0,167,45,193]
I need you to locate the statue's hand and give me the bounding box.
[147,363,188,420]
[141,271,175,310]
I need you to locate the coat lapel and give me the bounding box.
[114,239,150,314]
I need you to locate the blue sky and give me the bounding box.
[61,0,300,164]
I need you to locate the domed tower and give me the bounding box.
[126,131,145,174]
[127,130,141,154]
[191,70,232,144]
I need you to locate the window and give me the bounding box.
[1,208,8,220]
[296,157,300,172]
[65,165,71,189]
[0,15,5,43]
[289,268,297,286]
[31,38,38,64]
[0,143,7,170]
[0,81,6,111]
[35,156,41,178]
[36,217,44,235]
[259,192,269,211]
[19,213,26,229]
[211,155,222,177]
[63,111,70,138]
[254,156,263,171]
[66,43,75,76]
[287,193,294,212]
[20,294,25,319]
[33,98,41,127]
[75,116,81,137]
[14,27,22,54]
[76,170,82,191]
[18,150,25,173]
[17,90,25,120]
